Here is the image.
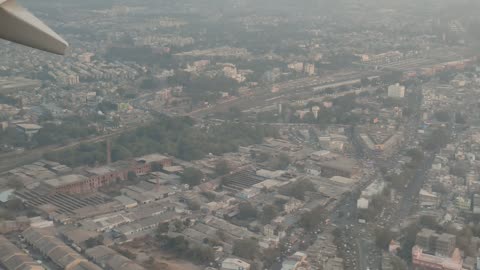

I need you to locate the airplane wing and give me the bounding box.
[0,0,68,55]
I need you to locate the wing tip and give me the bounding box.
[0,0,69,55]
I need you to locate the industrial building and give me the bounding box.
[0,235,44,270]
[40,154,172,195]
[22,227,102,270]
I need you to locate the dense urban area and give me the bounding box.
[2,0,480,270]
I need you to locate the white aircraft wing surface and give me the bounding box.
[0,0,68,55]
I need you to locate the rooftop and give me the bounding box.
[319,157,357,172]
[135,153,170,163]
[15,123,43,130]
[44,174,88,188]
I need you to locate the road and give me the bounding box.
[331,84,430,270]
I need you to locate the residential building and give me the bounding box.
[436,234,456,257]
[416,229,437,252]
[419,189,440,208]
[288,62,304,72]
[454,196,471,210]
[361,180,386,200]
[304,63,315,76]
[415,229,456,257]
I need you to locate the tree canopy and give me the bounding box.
[45,115,279,167]
[280,179,315,201]
[233,238,258,260]
[238,202,258,220]
[181,168,204,187]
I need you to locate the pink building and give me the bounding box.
[412,246,462,270]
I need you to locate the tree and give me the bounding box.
[262,247,281,269]
[302,112,316,123]
[116,248,137,260]
[432,183,448,194]
[151,162,163,172]
[227,107,243,120]
[375,227,394,250]
[381,71,403,84]
[215,160,230,176]
[361,77,371,87]
[6,178,23,190]
[127,171,137,182]
[186,199,201,211]
[188,245,215,263]
[434,111,451,122]
[406,148,424,163]
[157,222,170,236]
[238,202,257,220]
[97,101,118,113]
[299,206,326,231]
[424,128,450,151]
[5,198,24,212]
[270,153,290,170]
[386,172,410,191]
[419,215,441,230]
[390,255,407,270]
[233,238,258,260]
[140,78,160,90]
[85,235,104,248]
[281,179,315,200]
[450,161,469,178]
[261,205,278,224]
[398,223,420,261]
[181,168,204,187]
[455,113,466,124]
[201,191,216,202]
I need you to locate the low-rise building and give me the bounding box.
[85,245,145,270]
[221,257,251,270]
[16,123,42,138]
[114,195,138,209]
